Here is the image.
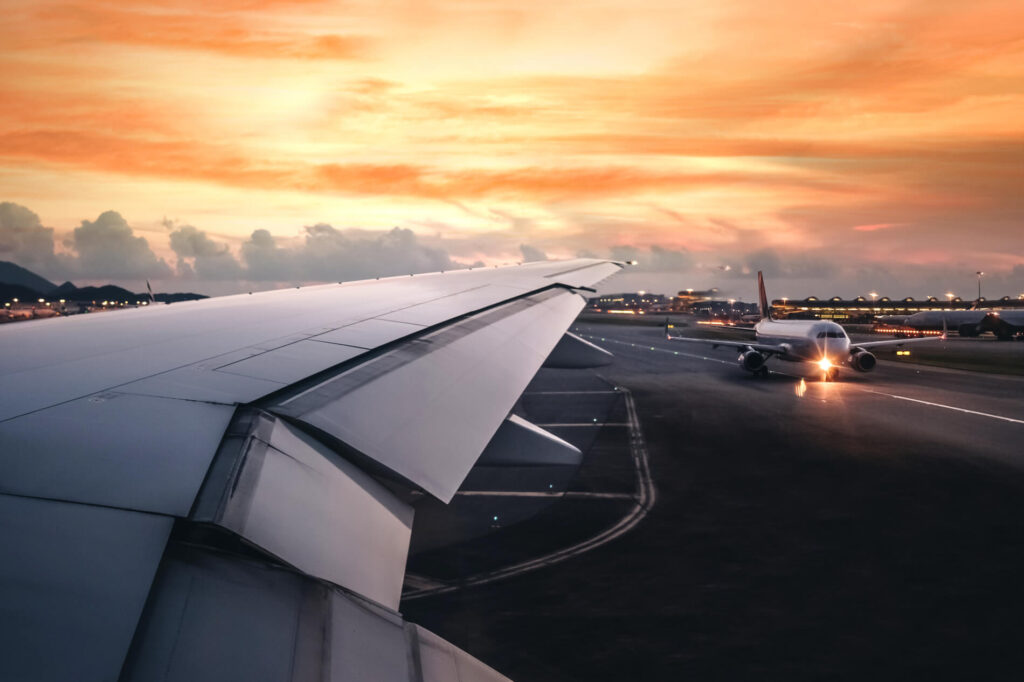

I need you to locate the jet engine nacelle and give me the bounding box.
[738,349,766,372]
[958,323,981,337]
[849,350,877,372]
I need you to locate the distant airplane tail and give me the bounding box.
[757,271,772,320]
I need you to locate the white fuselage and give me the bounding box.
[754,318,851,365]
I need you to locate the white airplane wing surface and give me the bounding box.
[667,333,787,356]
[0,258,622,682]
[851,334,946,350]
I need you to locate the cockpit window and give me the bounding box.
[817,331,846,338]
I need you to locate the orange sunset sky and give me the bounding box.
[1,0,1022,297]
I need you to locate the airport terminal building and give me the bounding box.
[773,295,1024,322]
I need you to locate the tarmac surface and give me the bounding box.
[402,320,1024,681]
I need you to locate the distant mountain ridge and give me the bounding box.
[0,261,56,292]
[0,260,207,304]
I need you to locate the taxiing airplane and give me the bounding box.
[667,271,945,380]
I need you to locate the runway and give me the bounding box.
[402,320,1024,681]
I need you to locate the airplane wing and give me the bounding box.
[852,335,945,350]
[853,322,947,350]
[667,333,788,357]
[0,258,622,682]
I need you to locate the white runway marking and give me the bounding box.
[523,390,621,395]
[864,390,1024,426]
[455,491,634,499]
[403,386,655,601]
[536,422,629,427]
[577,333,736,366]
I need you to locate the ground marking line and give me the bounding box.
[536,422,629,427]
[403,387,655,601]
[577,333,735,367]
[863,390,1024,426]
[454,491,634,499]
[523,390,621,395]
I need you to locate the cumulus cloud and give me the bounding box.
[67,210,172,279]
[169,224,243,280]
[241,223,454,282]
[519,244,547,262]
[240,228,294,281]
[0,202,59,274]
[609,244,693,272]
[2,201,1019,300]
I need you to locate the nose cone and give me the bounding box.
[819,336,850,359]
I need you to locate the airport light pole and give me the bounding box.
[976,271,984,300]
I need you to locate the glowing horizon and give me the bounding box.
[2,0,1022,296]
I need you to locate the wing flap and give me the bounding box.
[192,411,414,609]
[272,288,587,502]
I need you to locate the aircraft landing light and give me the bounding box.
[896,350,912,356]
[817,357,833,371]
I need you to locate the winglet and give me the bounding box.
[757,271,772,320]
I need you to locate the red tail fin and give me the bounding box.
[757,271,771,320]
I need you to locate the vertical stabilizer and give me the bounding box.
[757,271,771,320]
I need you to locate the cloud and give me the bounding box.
[240,228,295,281]
[241,223,455,281]
[169,225,245,280]
[0,202,59,274]
[853,223,902,232]
[22,4,370,61]
[169,224,230,259]
[66,210,172,279]
[519,244,547,262]
[608,244,693,272]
